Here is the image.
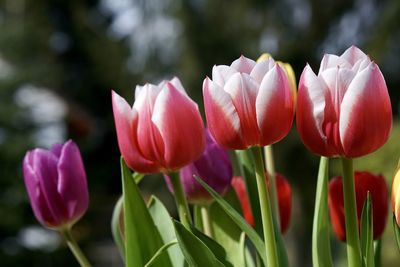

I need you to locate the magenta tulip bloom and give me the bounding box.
[165,129,232,204]
[203,55,294,150]
[22,140,89,229]
[297,46,392,157]
[112,77,205,173]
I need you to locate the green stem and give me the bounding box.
[264,145,280,231]
[200,205,214,238]
[341,157,362,267]
[251,146,279,267]
[169,171,192,228]
[312,156,333,267]
[60,227,92,267]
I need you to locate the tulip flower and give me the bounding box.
[112,77,205,173]
[22,140,89,229]
[203,55,294,150]
[328,171,388,241]
[392,167,400,226]
[165,129,232,204]
[231,173,292,233]
[296,46,392,158]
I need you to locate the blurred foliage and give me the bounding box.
[0,0,399,266]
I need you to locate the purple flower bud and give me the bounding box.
[165,130,233,204]
[22,140,89,229]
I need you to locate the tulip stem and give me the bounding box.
[201,205,214,238]
[264,145,280,231]
[251,146,279,267]
[169,171,192,228]
[60,227,92,267]
[341,157,362,267]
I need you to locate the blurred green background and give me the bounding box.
[0,0,399,266]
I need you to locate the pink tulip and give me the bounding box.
[296,46,392,157]
[203,55,295,149]
[22,140,89,229]
[112,77,205,173]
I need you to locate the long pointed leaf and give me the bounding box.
[360,192,374,267]
[121,158,173,267]
[235,150,263,235]
[210,189,245,267]
[111,196,125,261]
[173,220,226,267]
[194,175,268,266]
[148,196,185,267]
[312,156,333,267]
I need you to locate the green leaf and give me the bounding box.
[312,156,333,267]
[111,195,125,261]
[132,172,144,184]
[144,240,178,267]
[194,175,268,266]
[393,215,400,253]
[173,220,226,267]
[120,158,173,267]
[190,225,233,266]
[360,192,374,267]
[235,150,263,235]
[148,196,186,267]
[210,189,246,267]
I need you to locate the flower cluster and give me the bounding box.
[21,45,399,267]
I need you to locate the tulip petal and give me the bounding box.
[32,149,68,227]
[203,77,245,149]
[134,85,166,164]
[231,55,256,74]
[296,65,336,156]
[340,45,368,65]
[339,63,392,157]
[224,73,260,146]
[319,54,351,73]
[112,90,160,173]
[212,65,237,87]
[57,140,89,221]
[23,151,57,227]
[152,83,205,170]
[256,64,294,146]
[250,57,275,84]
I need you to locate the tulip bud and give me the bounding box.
[231,173,292,233]
[203,55,295,150]
[164,129,232,204]
[22,140,89,229]
[328,171,388,241]
[112,77,205,173]
[392,166,400,227]
[296,45,392,158]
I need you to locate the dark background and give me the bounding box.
[0,0,399,266]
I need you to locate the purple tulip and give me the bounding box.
[165,129,233,204]
[22,140,89,229]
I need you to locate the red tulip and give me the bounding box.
[296,46,392,158]
[112,77,205,173]
[392,167,400,227]
[231,173,292,233]
[203,55,294,150]
[328,171,388,241]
